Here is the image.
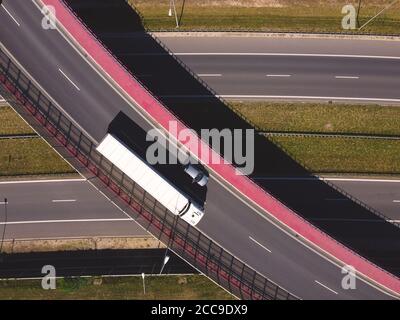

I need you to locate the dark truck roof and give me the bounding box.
[107,112,207,207]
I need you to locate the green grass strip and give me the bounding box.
[0,275,234,300]
[233,102,400,136]
[0,138,75,177]
[270,136,400,174]
[134,0,400,35]
[0,106,35,136]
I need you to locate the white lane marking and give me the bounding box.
[266,74,292,77]
[0,44,97,144]
[249,236,272,253]
[198,73,222,77]
[58,68,81,91]
[0,202,8,205]
[255,177,400,183]
[393,200,400,203]
[52,199,77,203]
[219,95,400,103]
[335,76,360,79]
[1,4,20,27]
[315,280,339,295]
[0,218,132,226]
[161,94,400,103]
[326,178,400,183]
[0,178,86,185]
[390,220,400,223]
[175,52,400,60]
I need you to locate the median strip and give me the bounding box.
[132,0,400,35]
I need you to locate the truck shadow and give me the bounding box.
[64,0,400,277]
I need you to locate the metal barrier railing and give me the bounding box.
[56,1,400,278]
[123,1,400,230]
[0,46,298,300]
[59,0,399,232]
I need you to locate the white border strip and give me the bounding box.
[175,52,400,60]
[0,218,132,226]
[220,95,400,103]
[0,178,86,185]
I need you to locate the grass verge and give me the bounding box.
[0,275,234,300]
[0,138,75,177]
[134,0,400,35]
[0,106,35,136]
[270,136,400,174]
[233,101,400,136]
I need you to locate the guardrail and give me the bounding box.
[40,0,400,295]
[123,0,399,230]
[0,46,298,300]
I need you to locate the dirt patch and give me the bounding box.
[1,236,165,253]
[135,0,392,8]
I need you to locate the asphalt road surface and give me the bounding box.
[0,178,399,241]
[0,179,148,240]
[160,35,400,103]
[0,0,397,299]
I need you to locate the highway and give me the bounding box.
[0,179,148,240]
[160,35,400,103]
[1,178,399,240]
[0,0,397,299]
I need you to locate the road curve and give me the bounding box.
[0,0,397,299]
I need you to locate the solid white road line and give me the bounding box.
[0,218,132,226]
[249,236,272,253]
[198,73,222,77]
[335,76,360,79]
[255,177,400,184]
[219,95,400,103]
[0,178,86,185]
[175,52,400,60]
[255,177,400,183]
[58,68,81,91]
[0,202,8,205]
[51,199,77,203]
[325,178,400,183]
[315,280,339,295]
[266,74,292,77]
[393,200,400,203]
[1,4,20,27]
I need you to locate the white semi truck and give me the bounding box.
[97,133,205,226]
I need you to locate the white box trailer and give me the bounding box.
[96,134,205,226]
